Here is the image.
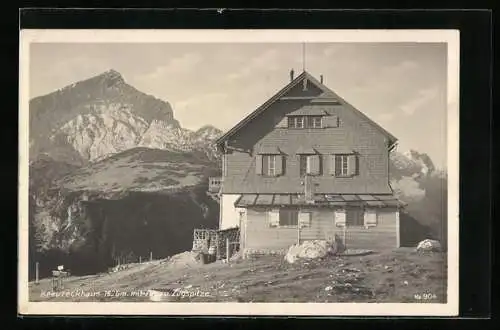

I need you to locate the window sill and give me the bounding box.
[285,127,326,130]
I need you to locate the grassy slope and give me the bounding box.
[29,249,447,303]
[57,147,219,192]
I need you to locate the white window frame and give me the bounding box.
[264,154,276,176]
[295,116,305,128]
[339,155,349,176]
[310,116,323,128]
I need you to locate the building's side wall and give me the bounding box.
[219,194,243,230]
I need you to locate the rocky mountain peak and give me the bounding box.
[29,71,223,165]
[98,69,125,87]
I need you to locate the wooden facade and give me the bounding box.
[241,207,399,253]
[214,71,401,254]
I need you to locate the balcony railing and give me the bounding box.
[208,177,222,193]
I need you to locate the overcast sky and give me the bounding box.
[29,42,448,169]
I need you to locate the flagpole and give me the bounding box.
[302,42,306,72]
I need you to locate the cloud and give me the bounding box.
[377,112,395,122]
[400,87,439,116]
[224,49,281,82]
[173,92,230,129]
[139,53,203,81]
[322,44,349,57]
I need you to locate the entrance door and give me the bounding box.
[344,208,364,248]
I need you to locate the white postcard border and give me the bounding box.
[18,29,460,316]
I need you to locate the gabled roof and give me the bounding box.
[215,70,397,149]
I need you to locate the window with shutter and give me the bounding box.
[347,154,357,176]
[260,155,281,176]
[288,116,305,128]
[274,155,283,176]
[268,209,280,227]
[334,209,346,227]
[298,212,312,228]
[332,154,357,177]
[333,155,349,176]
[308,155,321,175]
[324,115,339,128]
[300,154,322,176]
[255,155,263,175]
[306,116,323,128]
[364,209,377,228]
[329,154,336,175]
[346,208,364,226]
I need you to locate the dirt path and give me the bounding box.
[29,248,447,303]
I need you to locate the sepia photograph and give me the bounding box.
[18,29,459,316]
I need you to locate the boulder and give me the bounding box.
[285,239,342,264]
[416,239,442,252]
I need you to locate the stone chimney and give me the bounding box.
[320,75,324,84]
[290,69,295,82]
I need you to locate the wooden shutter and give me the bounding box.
[274,155,283,176]
[324,115,339,128]
[307,155,320,175]
[304,175,314,202]
[329,154,336,175]
[347,154,357,176]
[255,155,263,175]
[334,209,346,227]
[299,212,312,228]
[268,209,280,227]
[364,209,377,228]
[275,116,288,128]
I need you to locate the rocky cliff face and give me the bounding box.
[29,69,222,165]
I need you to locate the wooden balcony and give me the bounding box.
[208,177,222,193]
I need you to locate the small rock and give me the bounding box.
[403,281,409,286]
[325,286,333,291]
[416,239,442,252]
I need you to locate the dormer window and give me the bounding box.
[288,116,305,128]
[309,116,322,128]
[288,115,323,129]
